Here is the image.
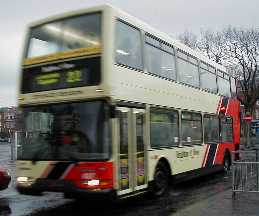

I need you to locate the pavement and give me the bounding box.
[172,135,259,216]
[192,136,259,216]
[173,187,259,216]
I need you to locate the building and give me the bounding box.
[0,107,17,139]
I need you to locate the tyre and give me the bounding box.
[223,153,231,172]
[17,188,42,196]
[150,162,170,197]
[64,192,74,199]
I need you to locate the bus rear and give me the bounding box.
[16,7,116,199]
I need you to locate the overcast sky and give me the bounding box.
[1,0,259,107]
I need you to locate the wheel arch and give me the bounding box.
[148,156,172,197]
[153,157,172,178]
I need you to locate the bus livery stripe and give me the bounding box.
[225,98,230,114]
[60,164,75,180]
[212,144,220,165]
[222,97,229,108]
[46,162,73,179]
[41,164,55,178]
[23,46,101,66]
[216,97,223,114]
[202,144,210,167]
[205,144,218,167]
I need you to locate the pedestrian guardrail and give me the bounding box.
[232,150,259,197]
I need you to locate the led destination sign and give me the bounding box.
[22,57,100,93]
[36,70,82,86]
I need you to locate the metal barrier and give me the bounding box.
[232,150,259,197]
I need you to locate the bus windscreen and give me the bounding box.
[17,101,110,161]
[25,13,101,59]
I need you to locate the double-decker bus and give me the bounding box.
[16,5,240,199]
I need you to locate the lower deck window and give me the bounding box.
[181,112,202,145]
[150,108,179,148]
[204,114,219,143]
[220,116,233,142]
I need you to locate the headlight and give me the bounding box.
[86,179,100,186]
[17,176,29,182]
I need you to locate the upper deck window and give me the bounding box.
[26,13,101,58]
[145,35,176,80]
[177,50,199,88]
[200,62,217,93]
[115,20,143,70]
[217,70,231,97]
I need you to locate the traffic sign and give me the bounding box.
[243,116,252,122]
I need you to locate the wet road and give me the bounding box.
[0,143,66,216]
[25,173,233,216]
[1,142,259,216]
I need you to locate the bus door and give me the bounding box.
[116,107,147,195]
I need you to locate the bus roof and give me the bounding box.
[27,4,227,74]
[27,4,110,28]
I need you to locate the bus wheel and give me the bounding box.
[17,188,42,196]
[64,192,74,199]
[150,162,170,197]
[223,153,231,172]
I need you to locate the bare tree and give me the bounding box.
[223,27,259,113]
[198,30,227,64]
[177,30,198,49]
[178,27,259,114]
[178,27,259,148]
[224,27,259,147]
[178,30,227,64]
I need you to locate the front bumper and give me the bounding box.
[17,179,116,199]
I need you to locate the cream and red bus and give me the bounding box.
[16,5,240,199]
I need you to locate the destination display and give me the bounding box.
[22,57,100,93]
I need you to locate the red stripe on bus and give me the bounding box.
[60,164,75,179]
[202,145,210,167]
[216,97,223,114]
[212,144,219,165]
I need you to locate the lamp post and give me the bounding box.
[244,112,252,148]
